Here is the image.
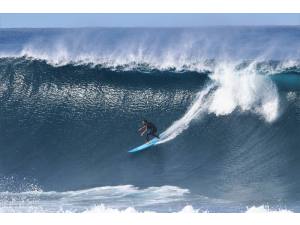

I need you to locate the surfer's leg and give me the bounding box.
[149,131,159,139]
[151,128,159,139]
[154,132,159,138]
[146,133,150,142]
[147,130,156,142]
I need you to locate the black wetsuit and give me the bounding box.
[145,122,159,141]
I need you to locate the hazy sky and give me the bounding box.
[0,14,299,28]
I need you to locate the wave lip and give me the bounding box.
[1,27,300,71]
[1,55,300,75]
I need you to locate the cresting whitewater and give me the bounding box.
[0,27,300,212]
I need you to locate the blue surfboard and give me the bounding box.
[128,137,159,153]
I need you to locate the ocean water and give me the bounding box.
[0,27,299,212]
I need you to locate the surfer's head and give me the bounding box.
[142,119,148,125]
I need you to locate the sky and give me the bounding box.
[0,14,299,28]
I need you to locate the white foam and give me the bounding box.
[84,204,141,213]
[1,42,299,74]
[0,185,190,213]
[286,92,297,102]
[84,204,292,214]
[245,205,293,213]
[158,84,214,144]
[14,46,216,72]
[158,62,280,144]
[0,184,294,214]
[83,204,202,213]
[207,62,279,122]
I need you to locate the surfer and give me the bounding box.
[139,119,160,142]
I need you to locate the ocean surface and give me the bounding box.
[0,27,299,212]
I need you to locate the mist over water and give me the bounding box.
[0,27,299,212]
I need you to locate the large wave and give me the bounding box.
[0,27,300,212]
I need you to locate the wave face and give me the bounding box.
[0,27,300,212]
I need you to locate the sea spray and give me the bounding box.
[158,63,280,143]
[158,84,215,144]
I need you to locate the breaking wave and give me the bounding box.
[0,27,300,212]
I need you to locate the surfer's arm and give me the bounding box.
[140,126,148,136]
[138,125,146,132]
[140,129,147,136]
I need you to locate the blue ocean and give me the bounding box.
[0,27,299,212]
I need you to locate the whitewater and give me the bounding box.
[159,62,280,144]
[0,27,300,213]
